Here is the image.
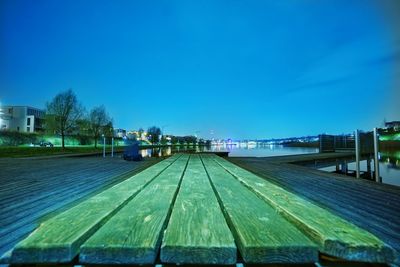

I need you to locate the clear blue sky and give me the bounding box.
[1,0,399,139]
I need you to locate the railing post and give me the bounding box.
[367,156,372,179]
[319,134,322,153]
[111,137,114,157]
[103,136,106,158]
[341,160,348,174]
[373,128,380,182]
[355,130,360,178]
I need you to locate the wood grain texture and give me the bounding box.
[229,157,400,265]
[10,154,180,263]
[0,156,157,257]
[79,155,190,264]
[211,155,395,264]
[160,155,236,264]
[201,155,318,263]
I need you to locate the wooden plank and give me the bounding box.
[160,155,236,264]
[211,155,395,263]
[0,158,157,258]
[1,167,137,234]
[201,155,318,263]
[10,155,180,263]
[229,160,400,234]
[0,160,157,259]
[260,164,400,225]
[79,155,190,264]
[229,157,400,265]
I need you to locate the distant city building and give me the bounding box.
[125,130,149,140]
[125,131,137,140]
[385,121,400,131]
[0,106,45,133]
[114,128,126,138]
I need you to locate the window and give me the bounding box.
[17,127,20,132]
[27,118,31,125]
[27,127,30,132]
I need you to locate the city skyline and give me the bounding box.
[1,0,399,139]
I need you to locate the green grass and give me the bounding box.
[0,146,124,158]
[380,133,400,141]
[0,143,206,158]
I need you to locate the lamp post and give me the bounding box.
[373,128,380,182]
[102,134,105,158]
[355,130,360,178]
[111,137,114,158]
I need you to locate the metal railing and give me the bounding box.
[319,129,380,182]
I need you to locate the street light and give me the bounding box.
[102,134,105,158]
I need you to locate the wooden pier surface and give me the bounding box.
[2,153,398,266]
[0,156,158,260]
[229,154,400,265]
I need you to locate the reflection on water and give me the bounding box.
[380,150,400,170]
[140,145,400,187]
[215,144,318,157]
[139,145,211,158]
[378,150,400,186]
[319,150,400,187]
[139,144,318,158]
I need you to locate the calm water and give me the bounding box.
[319,152,400,187]
[139,144,318,158]
[139,144,400,187]
[207,144,319,157]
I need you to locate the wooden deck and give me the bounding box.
[0,155,158,261]
[229,154,400,265]
[2,153,398,266]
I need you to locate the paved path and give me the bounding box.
[0,155,157,258]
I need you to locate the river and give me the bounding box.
[139,145,400,187]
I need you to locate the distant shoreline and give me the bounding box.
[283,141,319,148]
[284,140,400,150]
[1,140,399,158]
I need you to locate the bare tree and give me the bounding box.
[147,126,161,145]
[89,105,111,148]
[46,89,85,149]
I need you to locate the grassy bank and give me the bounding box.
[0,146,126,158]
[0,144,207,158]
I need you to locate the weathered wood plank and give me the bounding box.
[0,157,156,258]
[160,155,236,264]
[211,155,395,263]
[229,157,400,264]
[79,155,190,264]
[265,162,400,208]
[201,155,318,263]
[0,158,154,260]
[0,164,152,256]
[0,167,135,234]
[229,160,400,238]
[256,163,400,229]
[10,155,180,263]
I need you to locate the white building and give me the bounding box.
[0,106,45,133]
[114,128,126,138]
